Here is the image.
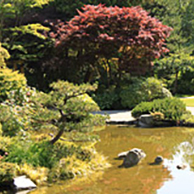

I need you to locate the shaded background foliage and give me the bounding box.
[1,0,194,186]
[1,0,194,102]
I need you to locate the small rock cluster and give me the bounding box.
[117,148,164,168]
[118,148,188,171]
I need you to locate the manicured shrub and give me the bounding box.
[120,77,172,109]
[181,110,194,123]
[131,97,186,121]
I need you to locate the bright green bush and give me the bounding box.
[120,77,172,109]
[181,110,194,123]
[4,137,109,182]
[131,97,186,121]
[5,140,61,168]
[0,43,10,68]
[0,68,27,102]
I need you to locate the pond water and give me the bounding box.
[22,126,194,193]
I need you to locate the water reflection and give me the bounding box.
[158,141,194,194]
[10,126,194,194]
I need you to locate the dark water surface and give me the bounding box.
[30,126,194,194]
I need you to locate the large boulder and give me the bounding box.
[120,148,146,168]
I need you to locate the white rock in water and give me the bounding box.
[14,176,36,191]
[118,151,129,159]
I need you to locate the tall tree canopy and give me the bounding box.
[50,4,172,81]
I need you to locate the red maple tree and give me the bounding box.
[50,4,172,78]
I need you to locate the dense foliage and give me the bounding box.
[0,68,27,103]
[120,77,172,109]
[0,43,10,68]
[131,97,187,121]
[154,53,194,94]
[0,79,108,185]
[93,77,172,110]
[49,4,171,85]
[51,0,150,19]
[0,162,16,185]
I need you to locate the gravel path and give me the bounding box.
[94,110,134,122]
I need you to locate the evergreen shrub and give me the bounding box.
[131,97,186,121]
[93,77,172,110]
[120,77,172,109]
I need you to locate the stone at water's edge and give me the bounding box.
[14,176,36,191]
[137,114,176,127]
[138,114,154,128]
[120,148,146,168]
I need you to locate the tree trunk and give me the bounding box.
[173,70,179,94]
[50,127,64,145]
[50,110,66,144]
[84,65,94,83]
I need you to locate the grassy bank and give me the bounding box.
[180,97,194,107]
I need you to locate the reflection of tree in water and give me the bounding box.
[174,139,194,166]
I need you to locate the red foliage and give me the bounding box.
[51,4,172,75]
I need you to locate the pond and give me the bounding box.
[16,126,194,193]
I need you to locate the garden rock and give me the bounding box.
[121,148,146,168]
[13,176,36,191]
[154,156,164,164]
[177,164,187,170]
[138,114,154,127]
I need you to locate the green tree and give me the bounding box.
[51,0,153,20]
[0,0,53,84]
[154,53,194,94]
[144,0,193,53]
[31,80,104,144]
[0,0,53,41]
